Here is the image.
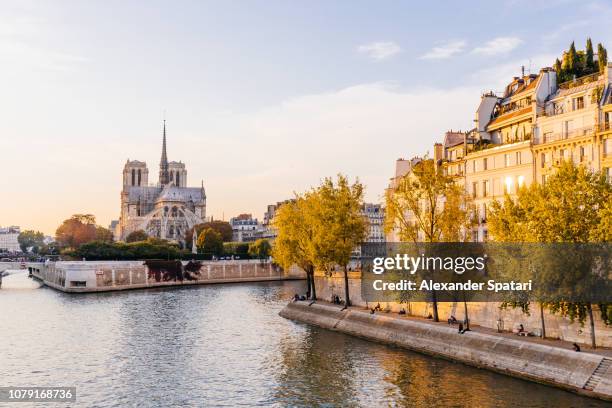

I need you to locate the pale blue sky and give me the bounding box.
[2,0,612,234]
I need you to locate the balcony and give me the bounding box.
[534,126,594,145]
[558,72,600,90]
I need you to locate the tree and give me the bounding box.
[55,214,98,248]
[489,161,611,347]
[316,175,367,307]
[125,230,149,243]
[17,230,45,253]
[272,195,319,300]
[95,226,114,242]
[585,38,595,74]
[197,228,223,256]
[385,159,474,321]
[185,221,233,249]
[598,43,608,73]
[248,239,272,259]
[565,41,579,76]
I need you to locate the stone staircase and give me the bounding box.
[584,357,612,391]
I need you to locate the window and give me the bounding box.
[580,146,585,161]
[504,154,510,167]
[517,175,525,188]
[131,169,136,186]
[472,160,476,173]
[573,96,584,110]
[516,152,521,165]
[137,169,142,186]
[541,153,546,168]
[70,281,87,287]
[560,149,565,159]
[482,180,489,197]
[483,158,488,171]
[472,182,478,198]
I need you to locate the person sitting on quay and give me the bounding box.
[398,308,406,315]
[374,302,382,311]
[447,315,458,325]
[573,342,581,352]
[293,293,300,302]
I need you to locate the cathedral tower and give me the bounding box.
[159,120,170,185]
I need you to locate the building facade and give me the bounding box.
[387,63,612,242]
[229,214,264,242]
[0,226,20,252]
[114,121,207,246]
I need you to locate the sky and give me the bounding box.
[2,0,612,235]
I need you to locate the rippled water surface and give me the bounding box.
[0,272,608,407]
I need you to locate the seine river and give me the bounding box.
[0,271,608,407]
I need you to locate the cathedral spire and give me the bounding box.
[159,120,170,185]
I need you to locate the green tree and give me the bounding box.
[316,175,367,307]
[197,228,224,256]
[95,226,114,242]
[17,230,45,253]
[248,239,272,259]
[125,230,149,243]
[385,159,474,321]
[185,221,233,249]
[585,38,595,73]
[489,161,611,347]
[565,41,579,76]
[598,43,608,73]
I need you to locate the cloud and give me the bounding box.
[472,36,523,56]
[357,41,401,61]
[419,40,466,60]
[181,82,480,221]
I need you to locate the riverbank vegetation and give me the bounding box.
[488,161,612,348]
[272,174,367,304]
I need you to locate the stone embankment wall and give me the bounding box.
[27,260,305,293]
[280,301,612,401]
[313,272,612,348]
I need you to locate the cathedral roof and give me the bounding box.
[156,185,205,203]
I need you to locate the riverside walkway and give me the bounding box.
[281,300,612,401]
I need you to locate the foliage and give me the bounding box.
[17,230,45,253]
[95,226,114,242]
[272,174,367,301]
[385,158,474,243]
[223,242,250,257]
[248,239,271,259]
[185,220,233,249]
[67,238,186,260]
[125,230,149,243]
[598,42,608,73]
[55,214,99,248]
[554,39,608,83]
[197,228,224,256]
[488,161,612,346]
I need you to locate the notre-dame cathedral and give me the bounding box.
[113,121,206,246]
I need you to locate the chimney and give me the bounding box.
[433,143,444,163]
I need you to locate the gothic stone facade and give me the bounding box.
[115,122,206,246]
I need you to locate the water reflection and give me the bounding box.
[0,278,608,407]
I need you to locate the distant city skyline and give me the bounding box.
[2,0,612,234]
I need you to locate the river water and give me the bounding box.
[0,271,607,407]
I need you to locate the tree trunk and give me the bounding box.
[539,302,546,339]
[305,268,312,299]
[310,266,317,301]
[587,303,596,349]
[343,265,351,307]
[431,290,439,322]
[463,294,470,330]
